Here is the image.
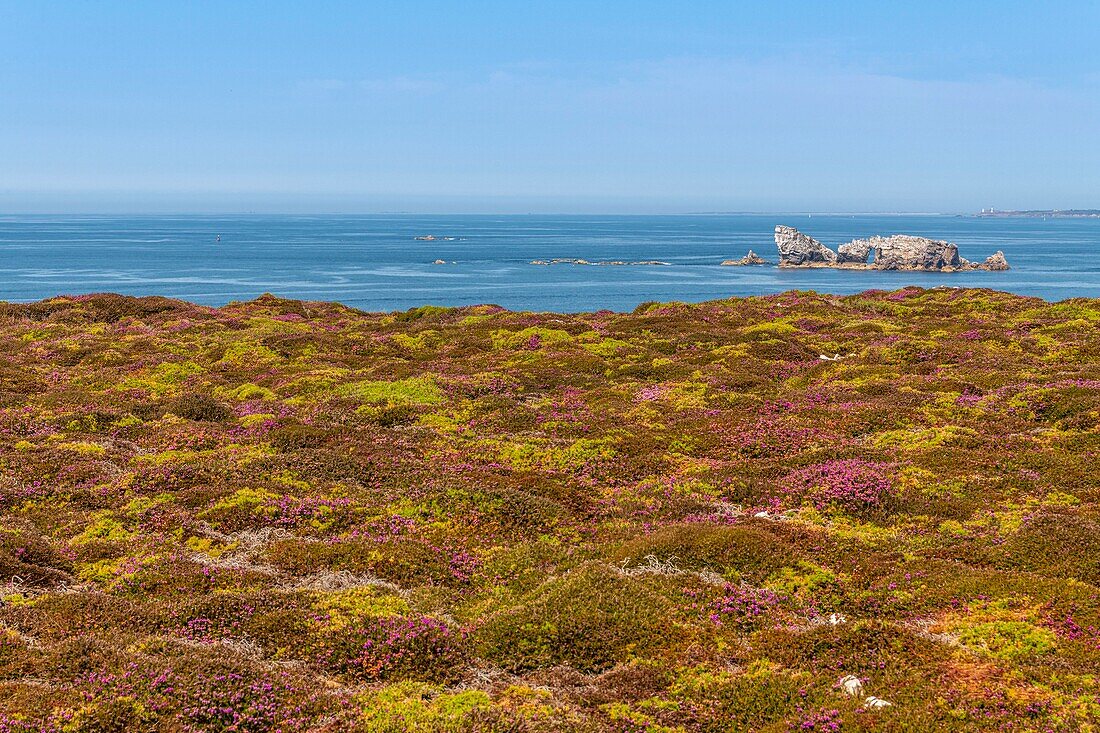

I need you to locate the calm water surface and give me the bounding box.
[1,214,1097,311]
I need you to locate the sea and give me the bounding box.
[1,214,1097,312]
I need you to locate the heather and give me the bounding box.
[1,287,1099,731]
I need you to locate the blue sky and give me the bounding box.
[1,1,1098,213]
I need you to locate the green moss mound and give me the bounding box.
[474,563,678,672]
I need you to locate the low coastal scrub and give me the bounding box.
[2,288,1100,730]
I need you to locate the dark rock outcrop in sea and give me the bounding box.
[530,258,671,266]
[721,250,768,266]
[774,225,1009,271]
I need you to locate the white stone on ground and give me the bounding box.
[838,675,863,696]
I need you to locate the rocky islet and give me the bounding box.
[774,225,1009,271]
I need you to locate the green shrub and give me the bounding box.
[609,525,806,583]
[339,376,444,406]
[474,563,678,672]
[228,382,277,401]
[167,392,232,422]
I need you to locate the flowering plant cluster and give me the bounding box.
[313,614,464,682]
[782,459,896,514]
[710,583,783,630]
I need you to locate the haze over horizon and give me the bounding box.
[2,1,1098,215]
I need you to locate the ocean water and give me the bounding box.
[0,214,1097,312]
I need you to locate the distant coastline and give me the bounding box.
[975,208,1100,218]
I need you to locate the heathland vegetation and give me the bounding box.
[2,288,1100,731]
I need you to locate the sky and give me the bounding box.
[1,1,1098,214]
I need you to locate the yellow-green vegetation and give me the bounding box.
[2,288,1100,731]
[339,375,444,406]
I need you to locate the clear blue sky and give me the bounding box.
[1,1,1098,213]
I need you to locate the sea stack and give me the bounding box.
[774,225,837,266]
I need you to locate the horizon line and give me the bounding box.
[0,210,961,217]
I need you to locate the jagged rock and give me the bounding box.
[775,225,837,266]
[837,239,873,264]
[721,250,768,266]
[867,235,964,270]
[982,251,1010,271]
[775,227,1009,271]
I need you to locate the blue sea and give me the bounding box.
[1,214,1097,312]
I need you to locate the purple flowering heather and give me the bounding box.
[710,583,783,631]
[783,459,896,514]
[313,614,464,682]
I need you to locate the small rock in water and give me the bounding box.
[982,251,1010,270]
[721,249,768,266]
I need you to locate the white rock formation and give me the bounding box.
[982,251,1010,270]
[774,226,838,266]
[774,226,1009,271]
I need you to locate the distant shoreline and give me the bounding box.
[974,209,1100,218]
